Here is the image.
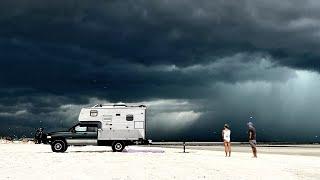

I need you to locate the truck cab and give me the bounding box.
[46,121,101,152]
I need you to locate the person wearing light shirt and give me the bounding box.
[222,124,231,157]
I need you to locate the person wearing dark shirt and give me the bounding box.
[247,122,257,158]
[34,128,44,144]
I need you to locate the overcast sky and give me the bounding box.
[1,0,320,142]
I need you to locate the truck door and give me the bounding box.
[70,124,98,145]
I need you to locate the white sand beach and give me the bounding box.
[0,143,319,180]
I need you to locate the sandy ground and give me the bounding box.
[0,143,319,180]
[155,144,320,157]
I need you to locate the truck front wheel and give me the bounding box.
[51,140,67,153]
[112,141,125,152]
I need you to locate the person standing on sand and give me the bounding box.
[247,122,257,158]
[222,124,231,157]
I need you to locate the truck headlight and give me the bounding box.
[47,136,51,139]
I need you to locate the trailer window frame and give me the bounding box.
[90,110,98,117]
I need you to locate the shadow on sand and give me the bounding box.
[38,147,165,153]
[38,150,112,153]
[122,147,165,153]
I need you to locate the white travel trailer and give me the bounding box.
[43,103,150,152]
[79,103,147,142]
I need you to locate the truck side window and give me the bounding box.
[90,110,98,117]
[126,114,134,121]
[75,126,87,132]
[87,126,98,132]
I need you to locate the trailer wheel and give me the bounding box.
[112,141,125,152]
[51,140,67,153]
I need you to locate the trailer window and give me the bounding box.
[116,114,120,116]
[90,110,98,117]
[126,114,134,121]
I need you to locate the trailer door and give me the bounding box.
[133,109,146,139]
[125,114,134,129]
[102,115,113,130]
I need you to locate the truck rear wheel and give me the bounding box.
[51,140,67,153]
[112,141,125,152]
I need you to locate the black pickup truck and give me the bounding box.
[37,121,127,152]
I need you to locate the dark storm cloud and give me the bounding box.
[0,0,320,141]
[1,0,320,67]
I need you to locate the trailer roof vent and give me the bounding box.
[114,103,126,107]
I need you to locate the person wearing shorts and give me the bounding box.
[222,124,231,157]
[247,122,257,158]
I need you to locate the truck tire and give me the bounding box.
[112,141,125,152]
[51,140,67,153]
